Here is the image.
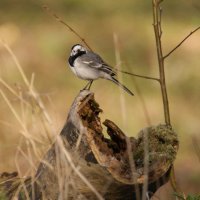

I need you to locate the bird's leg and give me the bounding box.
[88,80,93,90]
[82,81,91,90]
[82,80,93,91]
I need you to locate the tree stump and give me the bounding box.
[0,90,179,199]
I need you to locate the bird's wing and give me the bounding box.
[81,51,116,76]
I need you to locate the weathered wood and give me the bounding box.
[32,90,178,199]
[0,90,179,199]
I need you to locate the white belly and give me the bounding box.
[71,59,100,80]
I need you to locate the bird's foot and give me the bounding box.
[80,88,90,92]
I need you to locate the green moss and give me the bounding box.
[174,193,200,200]
[133,124,179,168]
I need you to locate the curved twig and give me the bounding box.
[164,26,200,59]
[42,5,93,51]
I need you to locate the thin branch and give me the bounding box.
[164,26,200,59]
[42,5,92,51]
[152,0,171,125]
[115,69,160,82]
[152,0,183,195]
[158,6,163,38]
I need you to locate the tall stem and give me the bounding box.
[152,0,171,125]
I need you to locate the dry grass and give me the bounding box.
[0,39,106,200]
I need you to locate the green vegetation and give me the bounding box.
[174,193,200,200]
[133,124,178,168]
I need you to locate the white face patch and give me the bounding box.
[71,44,86,56]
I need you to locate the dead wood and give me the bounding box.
[0,90,178,200]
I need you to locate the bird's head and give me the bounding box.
[70,44,87,56]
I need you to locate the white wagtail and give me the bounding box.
[68,44,134,96]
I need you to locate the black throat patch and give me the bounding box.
[68,51,86,67]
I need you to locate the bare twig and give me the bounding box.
[158,6,163,38]
[42,5,92,51]
[114,68,160,82]
[164,26,200,59]
[152,0,171,125]
[152,0,183,195]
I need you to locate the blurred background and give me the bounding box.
[0,0,200,199]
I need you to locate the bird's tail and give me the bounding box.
[109,77,134,96]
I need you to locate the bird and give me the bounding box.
[68,44,134,96]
